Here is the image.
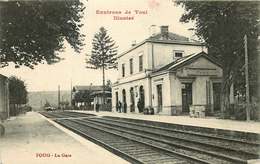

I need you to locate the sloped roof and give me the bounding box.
[90,91,112,96]
[148,32,190,42]
[153,51,221,73]
[0,74,7,79]
[73,85,103,91]
[118,32,204,58]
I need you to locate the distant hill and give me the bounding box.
[28,90,71,110]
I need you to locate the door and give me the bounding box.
[130,87,135,112]
[122,89,127,113]
[182,83,192,113]
[115,92,118,111]
[213,83,221,112]
[139,86,145,112]
[157,84,163,112]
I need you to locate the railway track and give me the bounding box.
[40,111,260,164]
[40,111,95,118]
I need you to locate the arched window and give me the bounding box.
[115,91,118,105]
[122,89,126,103]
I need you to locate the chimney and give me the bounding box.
[160,25,169,39]
[149,25,157,36]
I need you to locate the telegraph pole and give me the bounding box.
[58,85,60,109]
[70,79,72,107]
[244,34,250,121]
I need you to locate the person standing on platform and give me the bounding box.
[123,102,127,113]
[118,101,122,113]
[137,99,141,113]
[96,103,99,112]
[116,101,119,112]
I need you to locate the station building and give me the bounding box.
[0,74,9,120]
[112,26,231,116]
[72,85,103,107]
[72,85,112,111]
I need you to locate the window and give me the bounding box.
[122,64,125,77]
[139,55,143,72]
[173,50,184,59]
[129,58,133,74]
[175,52,183,58]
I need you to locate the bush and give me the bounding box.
[251,103,259,121]
[234,104,246,120]
[73,106,80,110]
[233,103,259,121]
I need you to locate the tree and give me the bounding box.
[0,0,85,68]
[105,79,112,91]
[86,27,118,108]
[82,90,94,105]
[8,76,28,115]
[176,1,259,113]
[72,90,94,106]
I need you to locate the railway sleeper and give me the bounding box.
[91,118,259,157]
[68,119,231,164]
[79,119,253,162]
[100,117,260,146]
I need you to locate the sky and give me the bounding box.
[0,0,195,92]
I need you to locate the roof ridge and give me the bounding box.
[153,51,210,73]
[148,31,189,40]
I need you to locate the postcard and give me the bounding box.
[0,0,260,164]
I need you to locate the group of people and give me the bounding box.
[116,98,144,113]
[115,101,126,113]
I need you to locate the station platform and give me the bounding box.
[73,110,260,134]
[0,112,129,164]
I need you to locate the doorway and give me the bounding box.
[213,83,221,112]
[115,91,118,112]
[130,87,135,112]
[139,86,145,112]
[157,84,163,113]
[122,89,127,113]
[181,83,192,113]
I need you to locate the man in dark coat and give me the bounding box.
[96,103,99,112]
[137,99,141,113]
[123,102,127,113]
[116,101,119,112]
[118,101,122,113]
[137,98,144,113]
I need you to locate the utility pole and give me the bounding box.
[58,85,60,110]
[70,79,72,107]
[244,34,250,121]
[102,54,105,112]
